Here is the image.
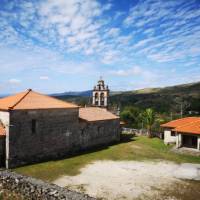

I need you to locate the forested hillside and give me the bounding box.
[55,81,200,115]
[110,82,200,114]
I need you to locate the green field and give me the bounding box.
[14,134,200,182]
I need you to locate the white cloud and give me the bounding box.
[123,0,200,63]
[39,76,49,80]
[110,66,144,76]
[107,28,120,37]
[8,79,21,84]
[102,50,120,64]
[102,3,112,11]
[0,0,200,93]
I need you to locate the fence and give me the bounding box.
[122,127,163,139]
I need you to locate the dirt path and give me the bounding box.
[54,161,200,200]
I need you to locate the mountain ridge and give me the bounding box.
[54,81,200,114]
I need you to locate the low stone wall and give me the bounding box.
[0,170,95,200]
[122,128,163,138]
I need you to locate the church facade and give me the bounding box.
[0,83,120,168]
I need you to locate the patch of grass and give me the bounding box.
[14,134,200,182]
[138,180,200,200]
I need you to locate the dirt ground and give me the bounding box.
[54,160,200,200]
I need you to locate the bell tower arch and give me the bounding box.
[92,77,109,108]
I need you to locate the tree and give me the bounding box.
[120,106,141,128]
[142,108,156,138]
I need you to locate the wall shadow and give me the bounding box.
[120,133,136,143]
[13,133,137,169]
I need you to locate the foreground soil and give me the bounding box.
[54,160,200,200]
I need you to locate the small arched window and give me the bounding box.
[95,92,98,105]
[100,93,104,106]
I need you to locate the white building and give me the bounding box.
[161,117,200,151]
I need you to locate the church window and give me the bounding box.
[100,93,104,106]
[95,93,98,105]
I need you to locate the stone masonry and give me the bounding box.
[7,108,80,168]
[0,170,95,200]
[79,119,120,149]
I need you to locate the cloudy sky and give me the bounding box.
[0,0,200,94]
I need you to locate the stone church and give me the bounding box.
[0,79,120,168]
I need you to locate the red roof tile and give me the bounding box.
[79,107,119,122]
[0,89,78,110]
[173,119,200,135]
[160,117,200,128]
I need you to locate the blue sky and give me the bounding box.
[0,0,200,94]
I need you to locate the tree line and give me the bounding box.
[120,106,166,137]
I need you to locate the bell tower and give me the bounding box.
[92,77,109,108]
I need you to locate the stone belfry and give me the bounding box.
[92,77,109,108]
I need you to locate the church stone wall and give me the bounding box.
[5,108,120,168]
[8,108,80,168]
[79,119,120,149]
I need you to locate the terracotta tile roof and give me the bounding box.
[79,107,119,122]
[0,89,78,110]
[0,123,6,136]
[160,117,200,128]
[173,119,200,135]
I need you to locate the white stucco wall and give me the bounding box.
[92,91,108,107]
[164,129,176,144]
[0,111,9,127]
[176,133,182,148]
[0,111,10,168]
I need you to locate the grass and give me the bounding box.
[14,134,200,182]
[135,180,200,200]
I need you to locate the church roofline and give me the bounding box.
[93,89,109,92]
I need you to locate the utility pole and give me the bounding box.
[180,103,183,118]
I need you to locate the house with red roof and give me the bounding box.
[0,89,120,168]
[161,117,200,151]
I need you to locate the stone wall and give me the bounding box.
[8,108,80,168]
[79,119,120,149]
[3,108,120,168]
[0,170,95,200]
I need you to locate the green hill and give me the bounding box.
[55,81,200,114]
[110,82,200,114]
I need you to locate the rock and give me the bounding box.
[0,170,95,199]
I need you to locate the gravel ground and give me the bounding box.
[54,160,200,200]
